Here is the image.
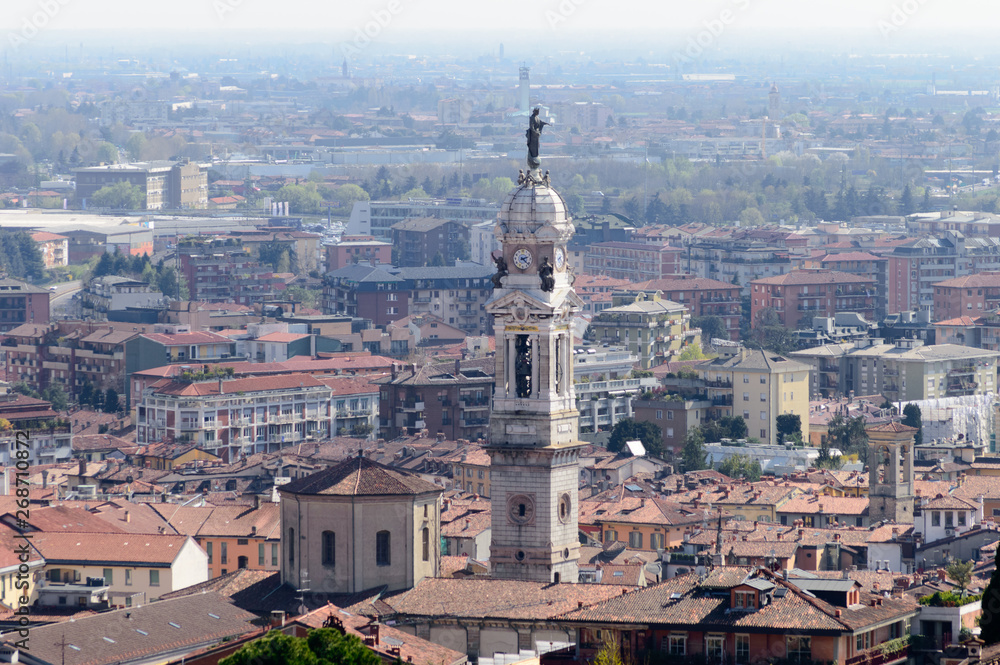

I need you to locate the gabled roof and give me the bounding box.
[279,455,442,497]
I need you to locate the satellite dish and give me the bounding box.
[126,475,134,484]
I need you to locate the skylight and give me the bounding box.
[136,629,149,636]
[69,645,81,651]
[103,637,116,644]
[169,622,181,628]
[208,613,220,619]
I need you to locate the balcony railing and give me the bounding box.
[705,379,732,388]
[845,645,909,665]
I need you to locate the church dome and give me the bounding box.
[497,182,574,240]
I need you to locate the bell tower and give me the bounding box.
[867,421,916,523]
[485,167,584,584]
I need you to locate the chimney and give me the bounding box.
[835,609,842,617]
[78,459,86,476]
[270,610,286,627]
[578,601,584,609]
[372,623,380,645]
[251,525,257,536]
[42,470,48,489]
[455,359,461,375]
[218,377,224,394]
[254,494,260,510]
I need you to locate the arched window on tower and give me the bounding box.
[376,530,391,566]
[288,528,295,565]
[422,527,430,562]
[515,335,533,398]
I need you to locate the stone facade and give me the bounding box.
[486,174,585,584]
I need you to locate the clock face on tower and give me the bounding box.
[512,248,533,270]
[554,247,565,270]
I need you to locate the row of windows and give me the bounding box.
[660,634,807,662]
[292,528,433,569]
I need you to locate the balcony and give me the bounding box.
[711,395,733,406]
[705,379,732,388]
[459,398,490,409]
[401,401,425,412]
[460,418,489,427]
[845,643,909,665]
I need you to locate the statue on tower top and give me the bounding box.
[526,107,548,172]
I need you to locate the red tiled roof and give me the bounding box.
[150,372,326,397]
[279,456,442,497]
[30,532,194,565]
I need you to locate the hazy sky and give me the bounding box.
[3,0,997,37]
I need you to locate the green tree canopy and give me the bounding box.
[91,181,144,210]
[608,418,663,457]
[691,315,727,346]
[0,231,45,281]
[220,628,380,665]
[718,453,762,481]
[946,559,975,596]
[682,428,707,471]
[776,414,802,444]
[902,403,923,446]
[275,184,323,214]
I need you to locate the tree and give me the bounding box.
[0,231,46,281]
[678,342,707,361]
[980,548,1000,644]
[103,388,120,414]
[902,403,923,446]
[608,418,663,457]
[41,385,68,412]
[719,415,748,440]
[95,142,119,164]
[682,428,707,471]
[593,635,624,665]
[219,627,380,665]
[946,559,975,597]
[718,453,762,481]
[899,184,915,215]
[749,307,795,354]
[91,181,144,210]
[776,414,802,445]
[274,184,323,214]
[691,316,727,346]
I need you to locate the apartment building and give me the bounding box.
[626,276,743,340]
[74,160,209,210]
[346,197,501,240]
[30,231,68,268]
[686,242,793,295]
[932,272,1000,322]
[696,345,811,445]
[320,264,408,326]
[822,337,999,403]
[135,373,336,461]
[573,347,658,432]
[883,232,1000,317]
[325,235,392,271]
[80,276,165,321]
[589,293,697,369]
[750,269,875,329]
[376,357,494,441]
[400,265,494,336]
[584,241,684,281]
[177,236,283,305]
[814,252,889,319]
[31,533,207,607]
[0,279,50,332]
[391,217,471,267]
